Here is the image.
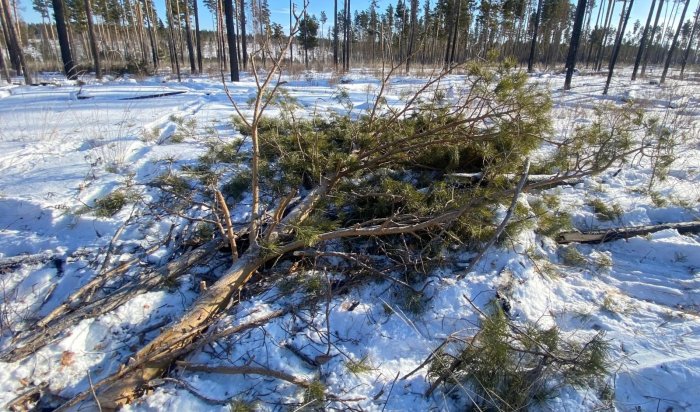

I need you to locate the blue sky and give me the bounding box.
[18,0,699,36]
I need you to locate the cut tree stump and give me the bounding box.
[556,221,700,244]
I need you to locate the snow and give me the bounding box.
[0,69,699,411]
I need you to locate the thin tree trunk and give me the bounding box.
[166,0,181,81]
[405,0,418,73]
[449,0,462,66]
[631,0,657,80]
[641,0,665,76]
[184,0,197,74]
[239,0,247,70]
[50,0,73,80]
[1,0,28,81]
[603,0,634,94]
[193,0,202,73]
[586,0,606,67]
[333,0,338,70]
[528,0,544,72]
[660,0,691,83]
[679,2,700,77]
[84,0,101,79]
[564,0,588,90]
[595,0,615,71]
[224,0,240,81]
[143,0,158,69]
[0,39,10,82]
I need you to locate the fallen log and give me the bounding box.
[448,172,583,188]
[0,251,56,270]
[556,221,700,244]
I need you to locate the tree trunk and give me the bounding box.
[184,0,197,74]
[0,40,10,82]
[0,3,19,75]
[586,0,605,67]
[83,0,101,79]
[193,0,203,73]
[405,0,418,73]
[333,0,338,70]
[564,0,588,90]
[50,0,74,80]
[603,0,635,94]
[143,0,158,70]
[224,0,240,81]
[166,0,181,81]
[595,0,615,71]
[679,2,700,77]
[660,0,691,83]
[2,0,29,83]
[641,0,665,76]
[631,0,657,80]
[239,0,247,70]
[449,0,462,67]
[528,0,543,72]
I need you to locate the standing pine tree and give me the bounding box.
[528,0,544,72]
[297,12,318,69]
[631,0,657,80]
[660,0,691,83]
[679,2,700,77]
[50,0,75,80]
[603,0,635,94]
[564,0,588,90]
[224,0,239,81]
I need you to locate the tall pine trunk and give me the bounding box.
[50,0,74,80]
[239,0,247,70]
[224,0,240,81]
[333,0,338,70]
[603,0,634,94]
[641,0,665,76]
[528,0,543,72]
[184,0,197,74]
[631,0,657,80]
[564,0,588,90]
[660,0,691,83]
[193,0,202,73]
[84,0,101,79]
[405,0,418,73]
[679,2,700,77]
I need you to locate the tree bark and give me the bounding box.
[660,0,691,83]
[50,0,74,80]
[603,0,635,94]
[641,0,665,76]
[333,0,338,70]
[528,0,543,72]
[564,0,588,90]
[183,0,197,74]
[239,0,247,70]
[224,0,240,81]
[632,0,657,80]
[405,0,418,73]
[83,0,101,79]
[193,0,203,73]
[557,221,700,244]
[679,2,700,77]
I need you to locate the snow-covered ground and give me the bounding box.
[0,68,698,411]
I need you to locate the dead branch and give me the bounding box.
[557,221,700,244]
[458,159,530,278]
[175,361,312,388]
[0,251,56,270]
[0,239,222,363]
[214,189,238,261]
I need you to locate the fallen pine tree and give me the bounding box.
[19,22,665,410]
